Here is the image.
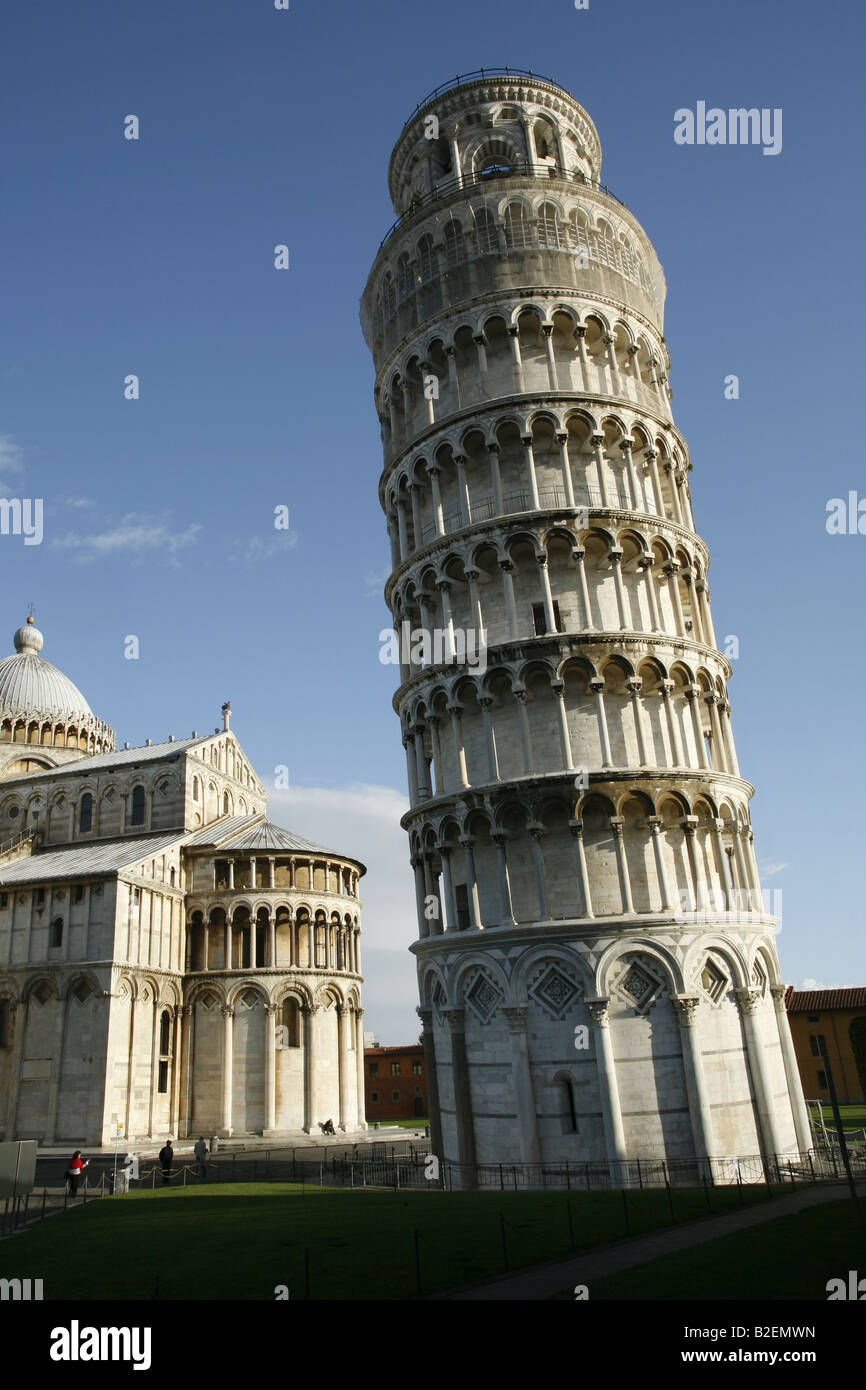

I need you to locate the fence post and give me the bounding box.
[498,1163,504,1191]
[736,1164,743,1204]
[702,1174,711,1213]
[636,1157,643,1189]
[807,1151,816,1183]
[662,1160,675,1223]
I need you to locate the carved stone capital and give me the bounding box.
[442,1007,466,1032]
[672,994,701,1027]
[585,997,610,1027]
[735,987,762,1016]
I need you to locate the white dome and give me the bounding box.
[0,618,94,722]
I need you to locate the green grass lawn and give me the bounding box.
[560,1200,866,1301]
[0,1181,779,1301]
[808,1101,866,1132]
[366,1118,428,1130]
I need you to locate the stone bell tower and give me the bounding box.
[360,69,809,1182]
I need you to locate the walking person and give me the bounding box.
[193,1136,208,1181]
[65,1150,88,1197]
[158,1139,174,1186]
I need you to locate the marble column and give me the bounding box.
[418,1005,444,1162]
[503,1006,542,1164]
[220,1004,234,1136]
[770,985,813,1153]
[444,1009,477,1186]
[303,1004,318,1133]
[672,996,716,1166]
[586,998,628,1171]
[336,1005,349,1131]
[264,1003,276,1133]
[736,988,788,1160]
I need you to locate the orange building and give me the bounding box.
[785,987,866,1105]
[364,1045,427,1122]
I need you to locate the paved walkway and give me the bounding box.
[436,1180,865,1300]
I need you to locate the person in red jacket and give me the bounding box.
[65,1150,88,1196]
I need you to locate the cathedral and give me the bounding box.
[0,615,366,1145]
[361,71,810,1180]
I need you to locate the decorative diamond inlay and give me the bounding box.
[701,959,727,1004]
[529,965,579,1020]
[465,972,502,1024]
[618,962,658,1010]
[72,981,92,1005]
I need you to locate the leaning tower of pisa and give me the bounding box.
[361,70,810,1183]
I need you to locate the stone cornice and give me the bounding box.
[409,913,779,959]
[400,766,756,830]
[384,503,705,608]
[391,630,732,714]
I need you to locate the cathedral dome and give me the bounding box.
[0,617,94,722]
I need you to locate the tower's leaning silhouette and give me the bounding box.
[361,70,809,1182]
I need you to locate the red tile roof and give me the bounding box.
[785,986,866,1012]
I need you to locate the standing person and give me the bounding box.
[193,1136,208,1180]
[158,1139,174,1186]
[65,1151,88,1197]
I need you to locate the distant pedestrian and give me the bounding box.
[193,1136,208,1179]
[65,1150,88,1197]
[158,1140,174,1185]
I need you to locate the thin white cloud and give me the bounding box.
[796,977,854,991]
[52,513,201,565]
[229,531,299,563]
[363,568,390,599]
[760,861,789,877]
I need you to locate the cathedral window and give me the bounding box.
[0,1001,10,1048]
[49,917,63,948]
[560,1076,578,1133]
[192,777,200,801]
[157,1010,171,1093]
[131,785,145,826]
[280,997,300,1047]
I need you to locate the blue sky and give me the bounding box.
[1,0,863,1041]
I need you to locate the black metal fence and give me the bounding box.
[3,1142,861,1238]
